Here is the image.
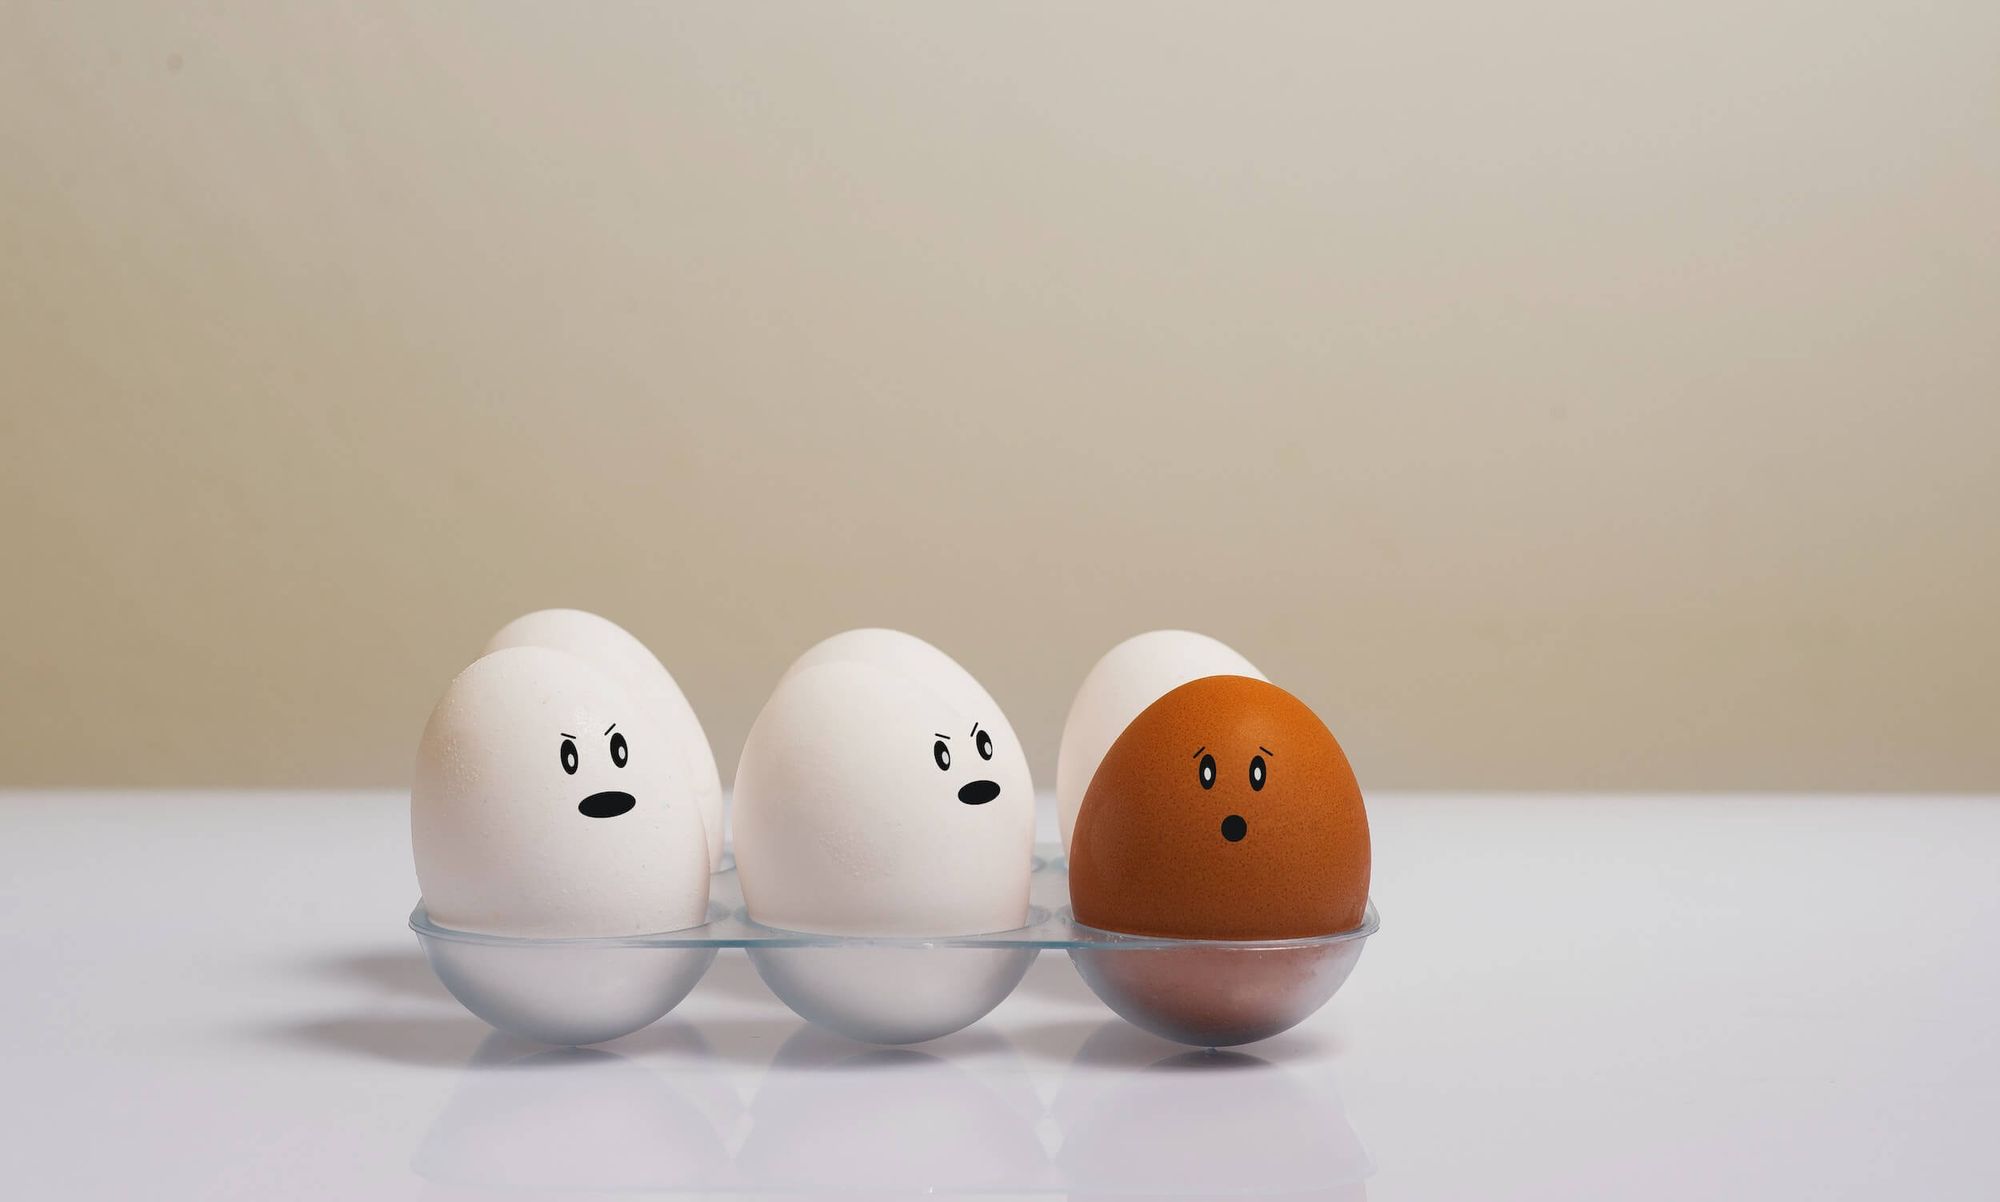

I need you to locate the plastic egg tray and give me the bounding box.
[412,845,1376,1049]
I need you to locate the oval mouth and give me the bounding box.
[957,779,1001,805]
[1221,814,1247,842]
[578,791,636,819]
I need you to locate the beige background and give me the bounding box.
[3,3,1996,791]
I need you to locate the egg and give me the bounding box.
[734,658,1033,936]
[732,649,1038,1043]
[484,609,725,870]
[1055,630,1265,855]
[412,645,711,937]
[1069,674,1369,940]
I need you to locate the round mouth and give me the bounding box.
[1221,814,1247,842]
[957,779,1000,805]
[578,791,636,819]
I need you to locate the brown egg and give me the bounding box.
[1069,675,1370,940]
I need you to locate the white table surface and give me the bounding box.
[2,790,1995,1200]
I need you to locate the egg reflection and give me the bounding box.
[411,1033,729,1192]
[1053,1021,1371,1199]
[737,1024,1051,1194]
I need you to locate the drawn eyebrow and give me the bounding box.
[1192,746,1206,759]
[970,721,982,739]
[604,723,618,736]
[1259,746,1274,756]
[934,732,951,740]
[560,733,577,740]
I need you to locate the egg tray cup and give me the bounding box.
[411,846,1378,1049]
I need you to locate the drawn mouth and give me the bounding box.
[1221,814,1247,842]
[957,779,1001,805]
[578,791,636,819]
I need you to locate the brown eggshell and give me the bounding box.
[1069,675,1370,940]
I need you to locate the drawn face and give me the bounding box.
[931,721,1003,805]
[1068,675,1371,940]
[1192,736,1272,843]
[561,723,637,817]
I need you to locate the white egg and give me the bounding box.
[734,656,1037,1042]
[412,646,710,938]
[1054,630,1266,855]
[735,658,1033,937]
[484,609,725,870]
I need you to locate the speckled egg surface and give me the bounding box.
[1068,675,1369,940]
[411,645,711,938]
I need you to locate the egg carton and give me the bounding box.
[412,846,1378,1049]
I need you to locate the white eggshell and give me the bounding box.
[777,628,1032,798]
[1054,630,1266,854]
[484,609,725,870]
[734,659,1033,937]
[412,646,710,937]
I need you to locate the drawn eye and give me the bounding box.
[975,729,993,760]
[1198,753,1216,789]
[1249,754,1266,791]
[609,732,628,768]
[560,738,579,775]
[934,740,951,771]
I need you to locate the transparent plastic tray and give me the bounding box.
[412,846,1377,1048]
